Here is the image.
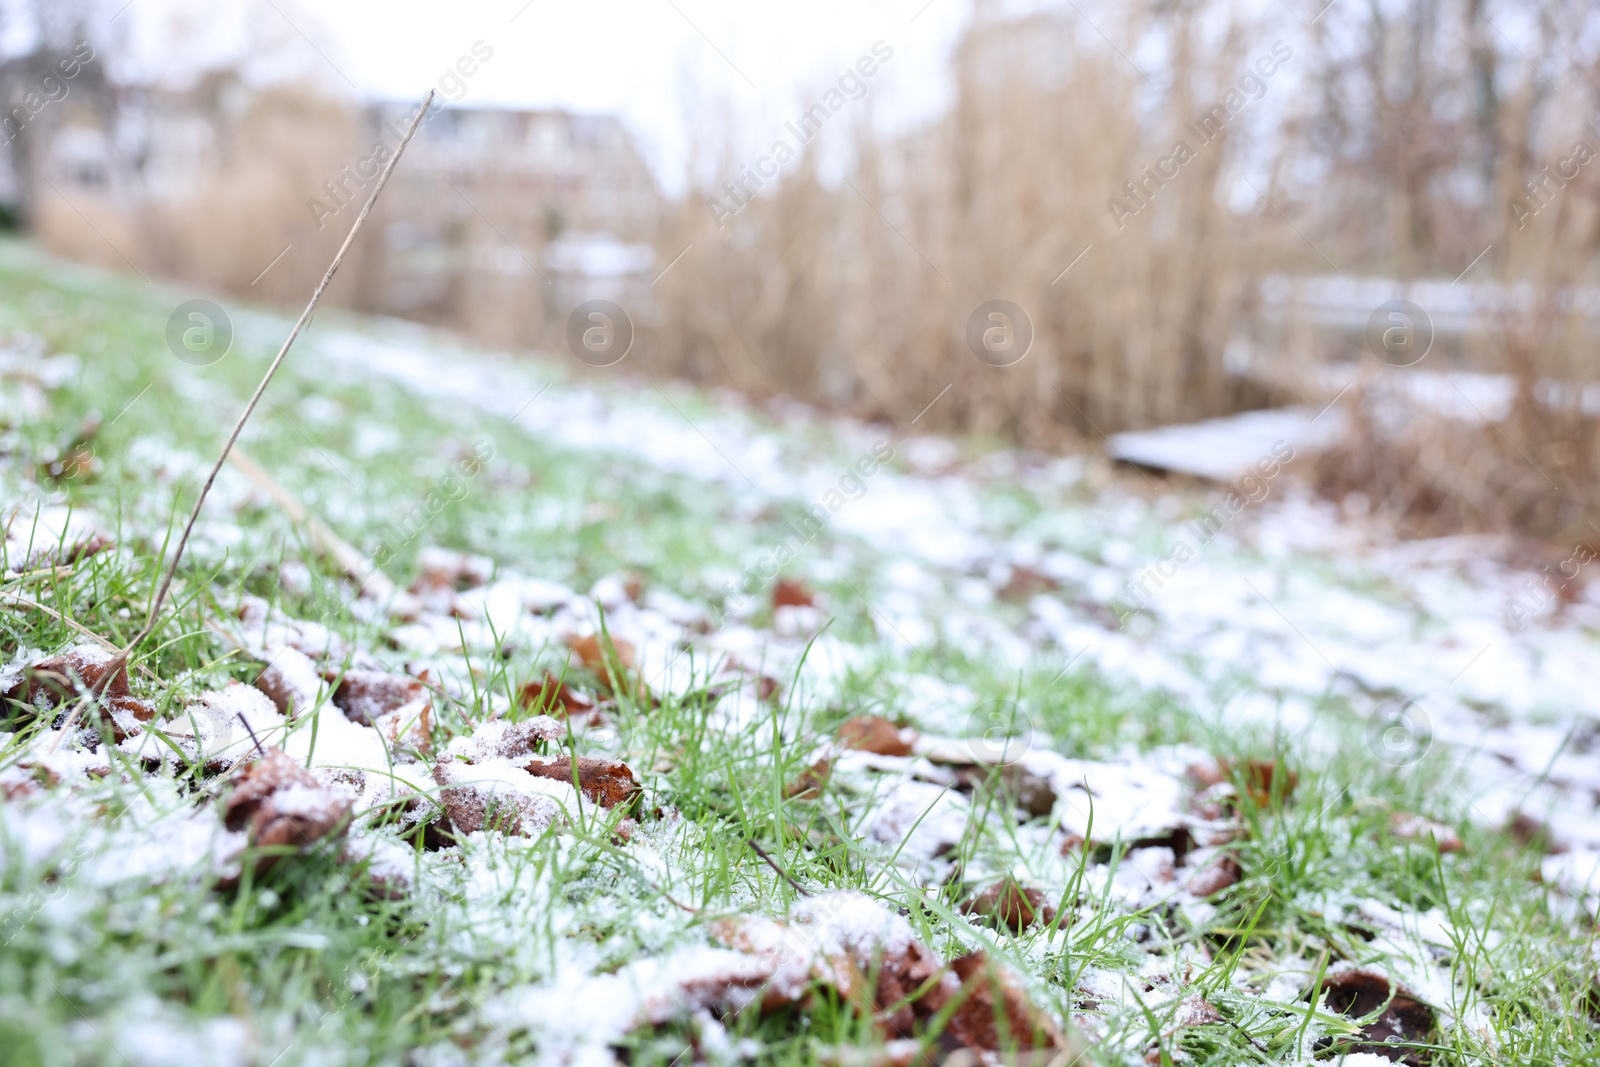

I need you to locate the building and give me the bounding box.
[360,103,661,341]
[0,84,662,347]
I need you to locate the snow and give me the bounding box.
[113,1007,252,1067]
[487,891,931,1067]
[864,778,969,871]
[444,717,565,764]
[6,251,1600,1063]
[1019,750,1195,845]
[434,759,579,835]
[490,943,771,1067]
[1258,272,1600,335]
[315,316,1599,776]
[2,501,108,572]
[1106,407,1342,481]
[343,828,416,893]
[1543,848,1600,910]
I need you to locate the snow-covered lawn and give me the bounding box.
[2,239,1596,1065]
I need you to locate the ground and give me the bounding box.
[0,237,1597,1066]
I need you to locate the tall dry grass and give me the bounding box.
[1298,0,1600,542]
[35,84,372,309]
[647,0,1600,544]
[648,8,1280,445]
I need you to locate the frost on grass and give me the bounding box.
[2,502,112,573]
[490,890,1069,1065]
[4,259,1600,1065]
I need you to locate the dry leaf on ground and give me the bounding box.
[253,646,325,718]
[773,577,816,609]
[330,669,425,725]
[329,668,432,751]
[567,633,640,695]
[444,717,564,764]
[1313,968,1436,1065]
[1389,812,1463,853]
[518,671,596,717]
[410,546,494,591]
[223,749,353,876]
[522,755,641,810]
[4,645,154,741]
[1221,758,1297,807]
[839,715,915,757]
[432,760,575,836]
[713,892,1069,1053]
[961,879,1055,932]
[785,758,832,799]
[942,952,1068,1053]
[1183,851,1242,897]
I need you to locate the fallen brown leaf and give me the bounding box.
[330,669,425,725]
[961,879,1054,932]
[1389,813,1463,853]
[432,760,570,837]
[409,547,494,592]
[567,633,642,696]
[932,759,1057,818]
[773,577,816,609]
[997,565,1058,603]
[868,935,951,1040]
[252,646,324,718]
[518,671,596,717]
[445,717,565,764]
[328,668,433,751]
[1503,811,1552,853]
[785,758,832,799]
[838,715,914,757]
[223,749,353,875]
[1220,758,1297,808]
[941,952,1068,1053]
[712,893,1071,1055]
[1184,852,1242,897]
[999,763,1058,818]
[713,660,784,705]
[1172,993,1224,1027]
[39,417,101,485]
[1186,761,1227,789]
[1313,969,1435,1065]
[568,632,635,671]
[4,646,154,741]
[522,755,641,810]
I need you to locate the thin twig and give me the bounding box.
[746,837,811,896]
[656,886,701,914]
[53,89,436,746]
[236,711,268,759]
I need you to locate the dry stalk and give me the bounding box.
[50,90,437,746]
[226,445,399,601]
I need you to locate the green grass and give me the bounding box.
[1,238,1597,1066]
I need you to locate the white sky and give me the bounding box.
[52,0,978,195]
